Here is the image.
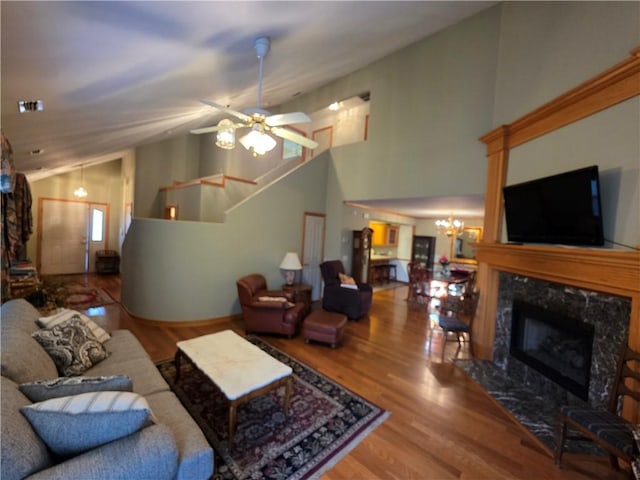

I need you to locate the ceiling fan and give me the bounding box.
[191,36,319,156]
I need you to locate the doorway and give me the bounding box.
[38,198,108,275]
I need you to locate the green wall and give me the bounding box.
[134,134,200,218]
[121,156,328,320]
[495,2,640,246]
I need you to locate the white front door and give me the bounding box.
[39,199,109,275]
[40,199,89,275]
[301,212,325,301]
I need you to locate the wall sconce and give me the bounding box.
[279,252,302,285]
[164,205,178,220]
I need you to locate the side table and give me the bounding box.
[282,283,312,318]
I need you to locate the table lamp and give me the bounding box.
[280,252,302,285]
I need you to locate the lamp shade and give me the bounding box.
[280,252,302,270]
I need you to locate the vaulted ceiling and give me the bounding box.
[1,1,494,217]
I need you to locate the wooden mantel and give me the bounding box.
[476,243,640,300]
[474,47,640,421]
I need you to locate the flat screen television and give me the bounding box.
[503,166,604,246]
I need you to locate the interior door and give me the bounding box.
[301,212,325,301]
[40,199,89,274]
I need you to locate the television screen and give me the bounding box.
[503,166,604,246]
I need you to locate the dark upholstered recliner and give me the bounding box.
[236,274,305,337]
[320,260,373,320]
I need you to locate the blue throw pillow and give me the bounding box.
[20,391,153,456]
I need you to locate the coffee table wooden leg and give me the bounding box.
[283,376,293,413]
[174,350,183,382]
[228,401,238,445]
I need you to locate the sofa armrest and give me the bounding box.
[26,424,179,480]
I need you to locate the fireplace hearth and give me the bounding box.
[510,300,594,400]
[457,273,631,453]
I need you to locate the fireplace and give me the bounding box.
[510,300,594,400]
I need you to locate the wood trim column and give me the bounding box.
[474,126,509,358]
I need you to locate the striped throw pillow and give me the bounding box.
[20,391,153,456]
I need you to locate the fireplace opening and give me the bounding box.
[510,300,595,400]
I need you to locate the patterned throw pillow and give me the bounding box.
[38,309,111,344]
[32,318,110,376]
[20,391,153,456]
[338,273,356,285]
[19,375,132,402]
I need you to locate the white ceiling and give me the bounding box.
[1,0,493,218]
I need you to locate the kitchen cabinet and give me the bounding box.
[369,222,399,247]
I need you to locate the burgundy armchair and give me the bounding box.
[320,260,372,320]
[236,274,305,337]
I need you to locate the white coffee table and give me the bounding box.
[174,330,293,444]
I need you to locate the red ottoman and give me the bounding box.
[303,309,348,348]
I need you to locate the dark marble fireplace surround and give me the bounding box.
[458,272,631,452]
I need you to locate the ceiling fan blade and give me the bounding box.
[190,125,220,134]
[200,99,253,123]
[190,123,245,135]
[271,127,319,149]
[265,112,312,127]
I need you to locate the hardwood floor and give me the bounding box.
[68,273,627,480]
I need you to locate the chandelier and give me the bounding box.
[73,165,88,198]
[435,215,464,237]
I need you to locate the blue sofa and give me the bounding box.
[1,299,214,480]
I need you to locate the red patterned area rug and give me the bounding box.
[157,336,389,480]
[64,285,115,310]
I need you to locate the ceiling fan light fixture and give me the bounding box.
[239,124,277,156]
[215,119,236,150]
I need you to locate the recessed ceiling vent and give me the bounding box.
[18,100,43,113]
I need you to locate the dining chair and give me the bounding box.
[429,290,479,358]
[555,343,640,476]
[406,262,432,303]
